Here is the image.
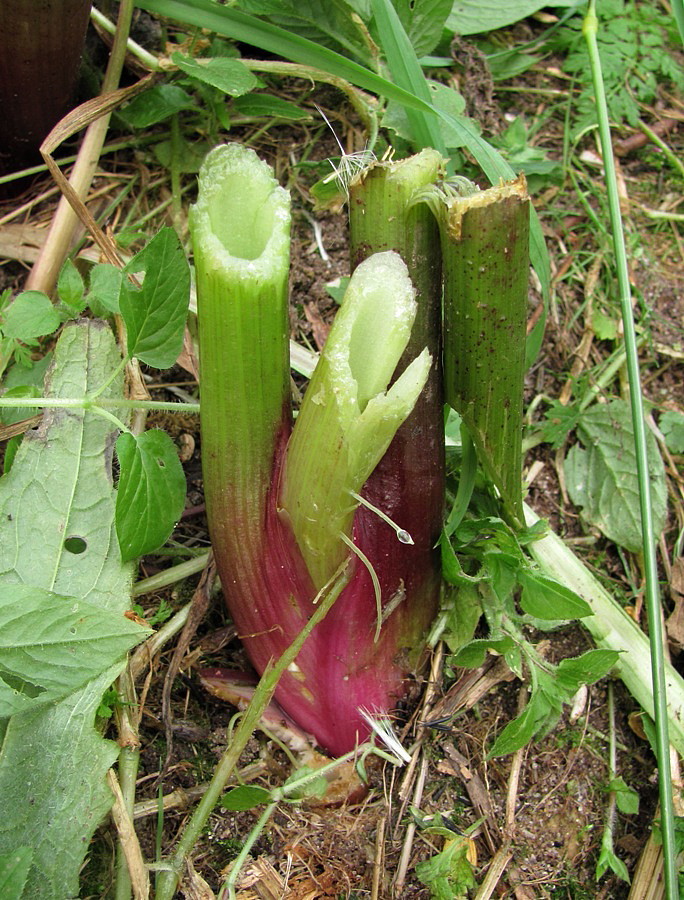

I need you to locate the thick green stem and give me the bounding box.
[440,176,530,525]
[191,142,291,571]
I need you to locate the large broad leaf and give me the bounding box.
[0,321,147,898]
[564,399,667,553]
[0,584,147,718]
[447,0,576,36]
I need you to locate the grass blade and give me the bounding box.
[583,3,677,895]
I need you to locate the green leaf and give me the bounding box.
[115,430,186,562]
[564,399,667,552]
[606,776,640,815]
[555,649,619,695]
[0,583,148,717]
[172,52,257,95]
[660,410,684,454]
[0,321,137,898]
[394,0,453,57]
[518,571,592,620]
[154,138,212,173]
[118,83,194,127]
[451,636,516,668]
[56,259,85,312]
[88,263,123,314]
[1,291,60,341]
[0,847,32,898]
[120,227,191,368]
[283,765,328,799]
[596,829,631,883]
[232,92,311,120]
[446,0,564,36]
[415,835,476,898]
[488,687,552,757]
[220,785,272,811]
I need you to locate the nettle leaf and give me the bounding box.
[88,263,123,314]
[221,785,272,811]
[0,846,32,897]
[0,584,148,718]
[564,399,667,552]
[0,321,140,898]
[172,52,257,96]
[56,259,85,312]
[115,429,186,562]
[120,227,191,368]
[518,571,592,620]
[119,83,194,127]
[1,291,61,341]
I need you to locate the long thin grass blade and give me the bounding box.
[583,3,677,895]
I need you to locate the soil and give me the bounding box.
[1,12,683,900]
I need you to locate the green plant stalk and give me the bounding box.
[583,4,677,895]
[280,251,431,589]
[525,504,684,756]
[347,147,446,662]
[439,177,530,525]
[190,142,291,572]
[154,561,350,900]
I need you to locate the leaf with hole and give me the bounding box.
[0,583,149,717]
[115,429,186,562]
[0,321,138,897]
[564,399,667,552]
[119,226,191,368]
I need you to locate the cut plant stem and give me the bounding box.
[191,145,431,754]
[347,147,446,690]
[438,176,530,525]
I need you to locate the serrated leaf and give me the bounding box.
[88,263,123,314]
[57,259,85,312]
[394,0,453,57]
[119,83,194,127]
[1,291,60,341]
[519,571,592,620]
[0,665,125,899]
[0,846,32,898]
[172,52,257,95]
[0,321,137,897]
[115,429,186,561]
[221,785,272,811]
[0,583,148,717]
[120,227,191,368]
[660,410,684,454]
[564,399,667,552]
